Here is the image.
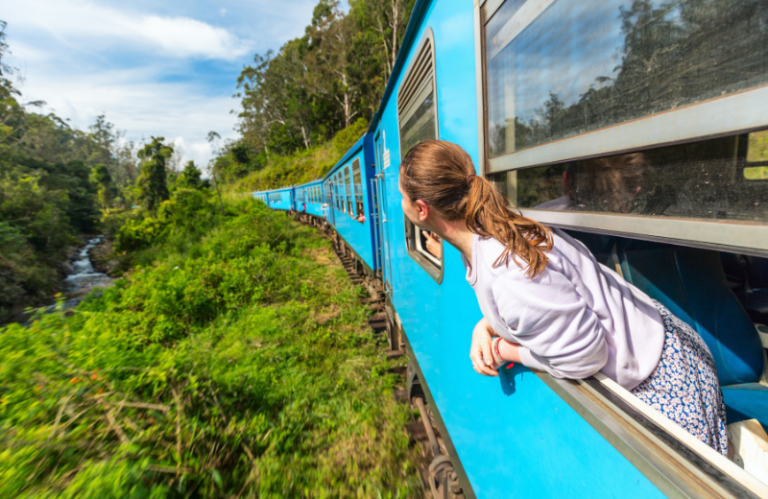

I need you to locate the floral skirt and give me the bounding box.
[631,302,729,456]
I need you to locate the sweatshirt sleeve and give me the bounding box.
[491,268,609,379]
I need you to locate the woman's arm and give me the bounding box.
[469,317,499,377]
[492,270,609,379]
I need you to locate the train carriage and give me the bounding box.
[256,0,768,496]
[261,186,295,212]
[252,192,269,206]
[294,179,325,218]
[323,134,379,275]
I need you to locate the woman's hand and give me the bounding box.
[470,317,499,377]
[422,231,442,259]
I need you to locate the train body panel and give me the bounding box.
[253,0,768,496]
[261,187,294,212]
[324,135,378,272]
[295,180,325,218]
[368,0,667,496]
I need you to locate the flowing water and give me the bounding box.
[62,236,113,307]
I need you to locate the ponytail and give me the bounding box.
[401,140,553,278]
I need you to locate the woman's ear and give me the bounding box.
[415,199,430,222]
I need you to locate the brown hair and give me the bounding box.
[400,140,553,278]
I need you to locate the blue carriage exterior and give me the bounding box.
[260,187,294,212]
[323,135,379,273]
[294,180,325,218]
[251,0,768,496]
[252,192,269,206]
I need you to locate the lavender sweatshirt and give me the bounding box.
[462,229,665,390]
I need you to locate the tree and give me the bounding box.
[178,160,203,189]
[91,163,116,211]
[136,137,172,211]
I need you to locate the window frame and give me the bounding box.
[475,0,768,258]
[352,158,365,217]
[397,28,444,284]
[344,165,355,216]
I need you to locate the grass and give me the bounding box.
[231,118,368,194]
[0,196,424,498]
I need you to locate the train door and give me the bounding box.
[374,131,393,296]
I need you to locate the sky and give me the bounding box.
[3,0,318,169]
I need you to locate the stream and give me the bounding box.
[62,235,114,308]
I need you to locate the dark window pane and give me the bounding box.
[400,91,436,158]
[485,0,768,158]
[496,133,768,222]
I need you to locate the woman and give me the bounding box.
[398,140,728,456]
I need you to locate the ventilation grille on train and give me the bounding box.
[397,37,434,122]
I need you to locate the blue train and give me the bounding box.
[254,0,768,496]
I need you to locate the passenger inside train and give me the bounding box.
[399,139,731,456]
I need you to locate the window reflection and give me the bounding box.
[485,0,768,158]
[496,133,768,222]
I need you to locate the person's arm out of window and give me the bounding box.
[492,270,609,379]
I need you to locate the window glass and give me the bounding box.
[345,166,354,216]
[335,175,342,210]
[484,0,768,158]
[352,159,364,216]
[400,92,436,158]
[490,132,768,223]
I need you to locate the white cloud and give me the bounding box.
[5,0,252,60]
[220,8,228,17]
[16,65,238,168]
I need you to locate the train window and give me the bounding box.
[489,132,768,224]
[352,159,364,216]
[482,0,768,166]
[398,30,437,159]
[344,166,354,216]
[334,175,342,210]
[397,29,443,283]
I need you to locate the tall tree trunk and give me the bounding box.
[390,0,400,71]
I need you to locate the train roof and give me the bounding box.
[323,134,366,179]
[254,185,294,195]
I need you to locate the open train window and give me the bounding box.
[352,158,364,217]
[334,174,342,211]
[397,28,443,283]
[487,132,768,225]
[344,166,354,216]
[746,130,768,181]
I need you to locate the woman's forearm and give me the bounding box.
[498,339,523,364]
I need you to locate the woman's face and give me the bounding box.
[398,176,421,226]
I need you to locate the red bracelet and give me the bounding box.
[494,337,503,360]
[494,337,515,370]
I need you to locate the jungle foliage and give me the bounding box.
[0,21,139,320]
[212,0,415,184]
[0,195,422,498]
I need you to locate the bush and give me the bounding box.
[0,198,421,498]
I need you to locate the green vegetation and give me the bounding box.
[232,118,368,193]
[0,193,422,497]
[212,0,414,186]
[0,22,138,321]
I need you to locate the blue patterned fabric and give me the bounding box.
[631,302,728,456]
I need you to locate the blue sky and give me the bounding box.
[4,0,320,168]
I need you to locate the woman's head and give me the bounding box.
[399,140,553,278]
